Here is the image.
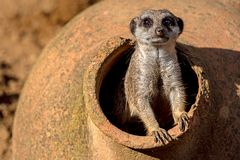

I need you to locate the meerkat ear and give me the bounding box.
[129,17,139,35]
[177,17,184,34]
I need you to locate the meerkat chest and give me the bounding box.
[157,50,182,93]
[140,49,178,74]
[149,49,180,88]
[158,51,178,75]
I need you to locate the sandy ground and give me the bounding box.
[0,0,239,160]
[0,0,100,159]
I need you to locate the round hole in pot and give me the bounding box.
[98,41,199,136]
[84,37,205,149]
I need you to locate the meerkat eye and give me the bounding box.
[142,17,153,28]
[162,17,175,26]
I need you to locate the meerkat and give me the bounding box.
[118,9,189,144]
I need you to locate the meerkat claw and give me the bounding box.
[179,112,189,132]
[153,130,163,144]
[152,129,172,144]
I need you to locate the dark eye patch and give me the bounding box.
[142,17,153,28]
[162,16,175,27]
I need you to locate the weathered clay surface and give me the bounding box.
[13,0,240,159]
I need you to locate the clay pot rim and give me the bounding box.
[83,36,205,149]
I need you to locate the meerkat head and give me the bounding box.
[130,9,184,46]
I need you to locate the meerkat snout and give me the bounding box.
[155,27,164,37]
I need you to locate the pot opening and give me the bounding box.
[99,44,198,136]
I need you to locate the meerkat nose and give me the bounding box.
[155,27,164,36]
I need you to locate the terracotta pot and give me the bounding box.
[13,0,240,159]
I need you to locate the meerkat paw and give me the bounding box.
[151,128,173,144]
[178,112,190,132]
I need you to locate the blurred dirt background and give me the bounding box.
[0,0,101,159]
[0,0,239,160]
